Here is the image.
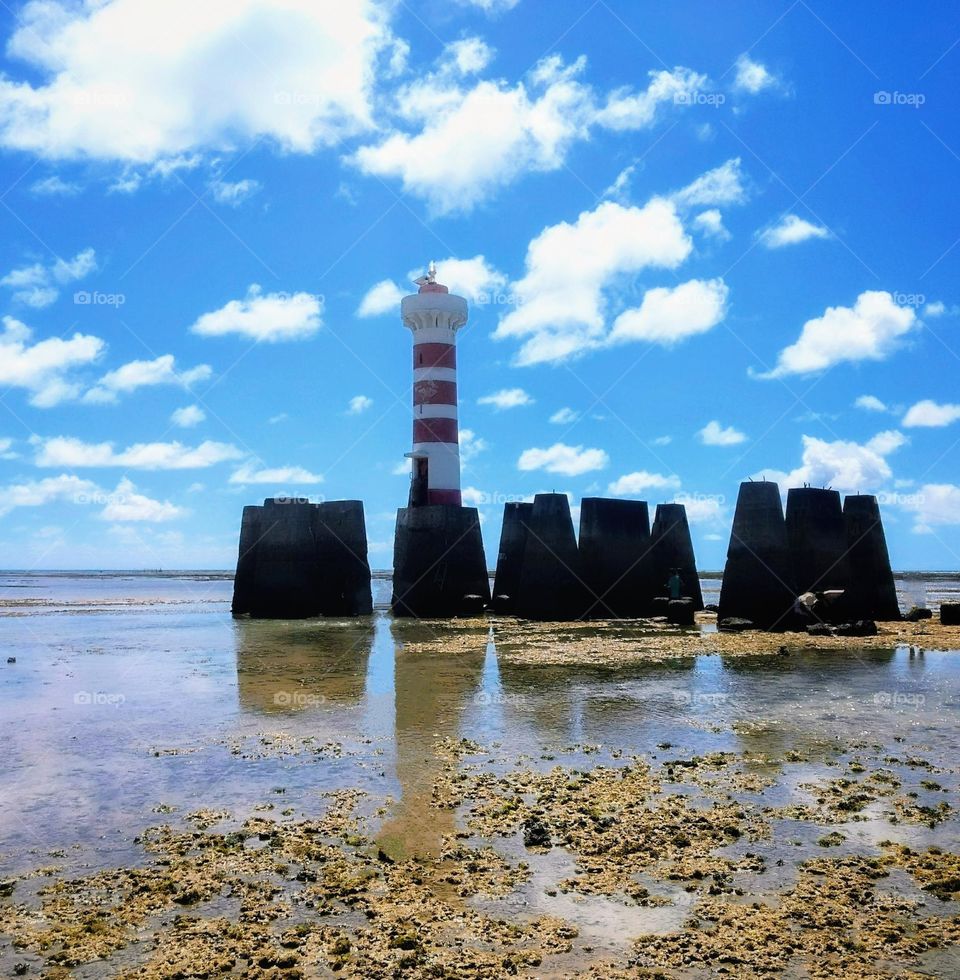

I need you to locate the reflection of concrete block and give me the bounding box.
[650,504,704,611]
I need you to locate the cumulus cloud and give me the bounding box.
[670,158,747,209]
[902,399,960,428]
[608,278,729,346]
[758,430,906,493]
[493,197,692,365]
[0,315,104,407]
[0,473,99,517]
[459,428,488,463]
[0,0,393,162]
[607,471,681,495]
[30,175,80,196]
[757,291,918,378]
[229,462,323,484]
[549,407,580,425]
[902,484,960,533]
[101,478,184,522]
[732,54,779,94]
[855,394,889,413]
[84,355,212,404]
[518,442,608,476]
[190,285,322,341]
[453,0,521,12]
[208,178,260,206]
[357,279,405,318]
[675,493,726,525]
[698,420,747,446]
[33,436,244,469]
[1,247,97,308]
[759,213,830,249]
[478,388,533,410]
[352,56,705,214]
[446,37,495,75]
[171,405,206,428]
[347,394,373,414]
[692,208,730,240]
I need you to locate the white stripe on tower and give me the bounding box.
[401,269,468,506]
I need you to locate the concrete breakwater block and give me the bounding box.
[491,502,533,614]
[667,598,695,626]
[391,505,490,617]
[842,494,901,621]
[650,503,704,611]
[718,481,797,630]
[516,493,588,621]
[786,487,849,595]
[232,498,373,618]
[941,603,960,626]
[579,497,655,618]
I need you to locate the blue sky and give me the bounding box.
[0,0,958,571]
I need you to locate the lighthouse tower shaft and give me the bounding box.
[401,276,467,507]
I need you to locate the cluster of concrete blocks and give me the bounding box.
[717,482,900,629]
[492,493,703,622]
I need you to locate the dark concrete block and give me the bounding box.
[906,606,932,622]
[231,498,373,618]
[579,497,656,618]
[942,603,960,626]
[649,596,671,617]
[650,504,704,611]
[391,505,490,617]
[516,493,588,621]
[718,481,797,630]
[719,617,755,632]
[835,620,878,637]
[491,502,533,616]
[786,488,849,595]
[667,598,695,626]
[842,495,901,621]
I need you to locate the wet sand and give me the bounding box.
[2,574,960,977]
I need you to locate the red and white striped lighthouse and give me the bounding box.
[401,262,467,507]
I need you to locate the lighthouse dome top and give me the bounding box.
[402,261,468,332]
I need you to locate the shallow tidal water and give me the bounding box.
[2,571,960,974]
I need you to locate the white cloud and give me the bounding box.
[0,0,393,162]
[675,493,726,525]
[229,462,323,484]
[732,54,779,94]
[493,197,692,365]
[670,158,746,209]
[549,407,580,425]
[608,278,729,346]
[652,435,672,446]
[84,354,212,403]
[208,178,260,206]
[758,291,918,378]
[692,208,730,240]
[478,387,533,410]
[759,213,830,249]
[33,436,244,469]
[171,405,206,428]
[518,442,608,476]
[0,438,17,459]
[347,394,374,414]
[30,175,80,196]
[923,301,947,317]
[190,285,322,341]
[602,163,637,202]
[101,478,184,522]
[698,420,747,446]
[902,484,960,533]
[607,470,681,495]
[352,57,705,214]
[446,37,494,75]
[902,399,960,428]
[0,473,99,517]
[758,430,906,494]
[426,256,507,303]
[1,247,97,308]
[453,0,521,12]
[855,394,888,413]
[357,279,405,318]
[0,315,104,407]
[459,428,488,463]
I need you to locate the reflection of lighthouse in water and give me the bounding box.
[390,262,490,617]
[402,261,466,507]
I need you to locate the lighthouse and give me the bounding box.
[402,261,465,507]
[391,262,490,617]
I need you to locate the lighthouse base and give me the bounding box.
[231,498,373,618]
[391,505,490,617]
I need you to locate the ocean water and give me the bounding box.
[1,570,959,874]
